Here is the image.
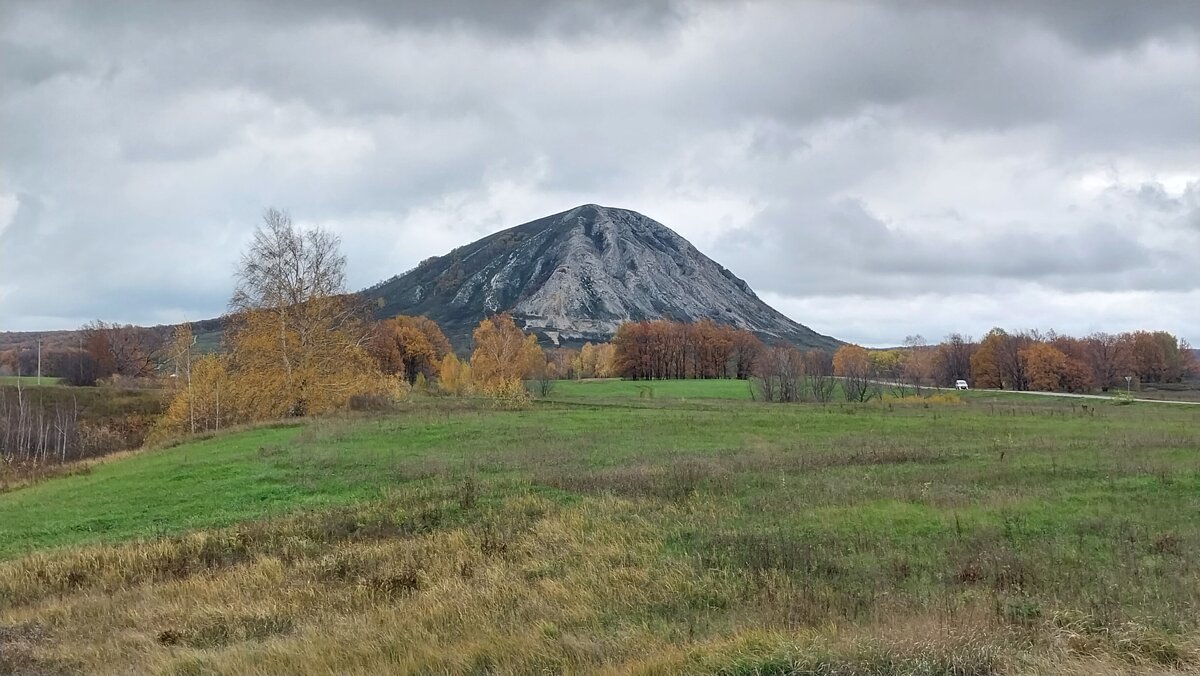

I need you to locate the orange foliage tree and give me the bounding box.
[611,319,760,380]
[833,343,877,402]
[1019,343,1092,393]
[370,315,451,385]
[970,331,1005,389]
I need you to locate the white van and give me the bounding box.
[955,380,969,390]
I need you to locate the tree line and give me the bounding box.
[0,322,177,387]
[936,329,1195,392]
[610,319,762,380]
[8,208,1198,449]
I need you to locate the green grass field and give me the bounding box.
[2,381,1199,674]
[551,377,757,400]
[0,375,63,387]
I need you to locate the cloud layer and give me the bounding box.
[1,0,1197,345]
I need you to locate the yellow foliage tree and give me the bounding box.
[160,209,390,440]
[470,314,543,397]
[576,342,617,379]
[154,355,234,440]
[225,302,384,418]
[437,353,473,396]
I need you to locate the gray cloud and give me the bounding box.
[0,0,1197,345]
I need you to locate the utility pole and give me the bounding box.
[37,339,42,385]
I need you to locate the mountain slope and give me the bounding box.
[367,204,838,350]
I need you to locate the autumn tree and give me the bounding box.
[81,320,162,378]
[612,322,653,379]
[754,344,804,402]
[1019,342,1092,393]
[934,333,975,387]
[993,329,1031,391]
[164,323,197,432]
[575,342,615,379]
[437,353,473,396]
[1084,332,1129,391]
[221,208,383,420]
[803,349,837,402]
[155,354,233,439]
[730,330,764,380]
[612,319,759,380]
[691,320,734,378]
[1182,340,1198,379]
[592,342,616,378]
[370,315,451,385]
[834,344,877,402]
[1154,331,1191,383]
[166,323,195,385]
[902,334,931,395]
[469,314,543,395]
[969,340,1001,389]
[870,349,906,396]
[1021,343,1068,392]
[547,347,579,380]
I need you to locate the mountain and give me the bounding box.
[367,204,839,351]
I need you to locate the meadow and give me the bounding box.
[1,382,1198,674]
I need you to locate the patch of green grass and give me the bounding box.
[0,375,63,387]
[551,377,757,400]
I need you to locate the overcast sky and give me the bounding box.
[1,1,1198,346]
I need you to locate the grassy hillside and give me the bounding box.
[2,384,1199,674]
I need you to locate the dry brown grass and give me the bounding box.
[3,489,1196,675]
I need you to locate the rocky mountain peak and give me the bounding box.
[367,205,838,351]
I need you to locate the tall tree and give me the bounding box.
[223,208,378,419]
[934,333,974,387]
[1083,332,1128,391]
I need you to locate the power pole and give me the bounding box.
[37,339,42,386]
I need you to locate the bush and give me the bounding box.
[58,351,101,387]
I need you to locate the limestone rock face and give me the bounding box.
[368,204,839,351]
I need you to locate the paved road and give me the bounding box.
[872,379,1200,406]
[967,387,1200,406]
